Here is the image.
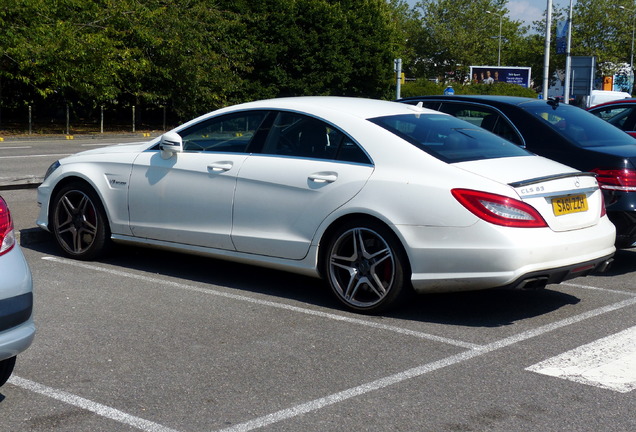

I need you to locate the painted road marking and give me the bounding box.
[0,153,71,159]
[11,256,635,432]
[526,325,636,393]
[7,376,180,432]
[40,256,480,349]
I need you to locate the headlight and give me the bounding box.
[43,160,61,182]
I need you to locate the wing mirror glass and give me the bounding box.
[160,132,183,159]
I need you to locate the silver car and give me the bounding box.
[0,195,35,386]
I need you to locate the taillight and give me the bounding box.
[591,168,636,191]
[451,189,547,228]
[0,196,16,255]
[599,190,607,217]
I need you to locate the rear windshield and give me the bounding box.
[523,103,634,148]
[370,113,531,163]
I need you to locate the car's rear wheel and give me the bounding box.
[51,182,110,260]
[323,220,411,313]
[0,356,16,387]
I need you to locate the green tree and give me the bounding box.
[220,0,403,100]
[409,0,528,81]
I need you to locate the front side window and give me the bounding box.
[370,113,530,163]
[178,111,269,153]
[261,112,370,163]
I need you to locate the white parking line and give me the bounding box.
[216,296,636,432]
[526,326,636,393]
[21,256,636,432]
[7,376,180,432]
[0,153,71,159]
[561,281,636,297]
[40,256,481,349]
[0,146,32,150]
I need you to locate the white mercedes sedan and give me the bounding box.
[37,97,615,313]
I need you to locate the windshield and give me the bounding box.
[523,103,634,148]
[370,113,531,163]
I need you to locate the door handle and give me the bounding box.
[208,162,233,172]
[308,172,338,183]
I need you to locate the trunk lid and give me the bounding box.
[454,155,603,232]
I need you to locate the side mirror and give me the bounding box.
[159,132,183,159]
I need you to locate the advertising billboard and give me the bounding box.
[470,66,532,88]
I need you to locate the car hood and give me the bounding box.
[453,155,579,185]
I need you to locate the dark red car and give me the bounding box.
[588,99,636,138]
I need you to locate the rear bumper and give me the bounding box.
[0,320,35,360]
[604,189,636,247]
[399,217,616,293]
[607,210,636,248]
[0,244,35,361]
[501,253,614,291]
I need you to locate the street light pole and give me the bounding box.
[619,3,636,94]
[543,0,553,100]
[563,0,573,103]
[486,10,503,66]
[619,5,635,71]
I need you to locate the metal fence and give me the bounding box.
[0,103,178,135]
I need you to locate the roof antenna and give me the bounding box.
[547,97,560,109]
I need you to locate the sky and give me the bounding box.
[405,1,571,27]
[506,0,570,26]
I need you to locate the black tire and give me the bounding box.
[323,219,411,313]
[0,356,16,387]
[51,182,111,260]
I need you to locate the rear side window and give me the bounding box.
[525,103,634,147]
[370,114,530,163]
[261,112,371,164]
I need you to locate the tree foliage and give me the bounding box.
[0,0,402,121]
[1,0,635,128]
[408,0,528,79]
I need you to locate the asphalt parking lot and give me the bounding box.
[1,186,635,431]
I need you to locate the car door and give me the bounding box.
[589,104,636,138]
[127,111,269,250]
[231,111,374,259]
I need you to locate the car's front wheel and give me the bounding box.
[51,182,110,260]
[323,220,411,313]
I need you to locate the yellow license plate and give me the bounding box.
[552,194,588,216]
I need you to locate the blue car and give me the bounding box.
[0,195,35,386]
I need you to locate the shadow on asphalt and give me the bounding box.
[595,247,636,277]
[25,237,591,328]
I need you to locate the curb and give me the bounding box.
[0,180,42,191]
[0,132,160,142]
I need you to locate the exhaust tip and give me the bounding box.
[516,277,549,291]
